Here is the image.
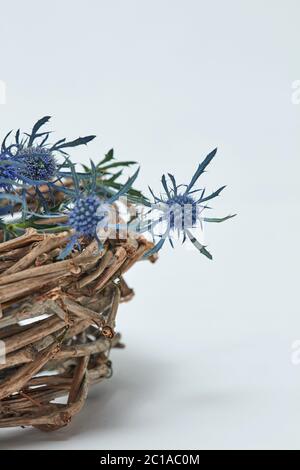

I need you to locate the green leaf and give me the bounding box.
[99,160,137,171]
[1,130,13,151]
[186,229,213,259]
[203,214,236,223]
[161,174,171,198]
[109,168,140,203]
[185,148,218,193]
[144,238,166,257]
[51,138,66,149]
[52,135,96,150]
[81,164,90,173]
[106,170,123,182]
[28,116,51,146]
[97,179,149,205]
[97,149,114,167]
[199,185,226,203]
[167,173,177,195]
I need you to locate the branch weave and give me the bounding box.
[0,228,155,431]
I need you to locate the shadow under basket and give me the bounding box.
[0,229,155,431]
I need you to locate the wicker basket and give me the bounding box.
[0,228,155,431]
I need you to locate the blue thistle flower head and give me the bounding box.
[165,193,199,230]
[0,116,96,189]
[0,152,18,190]
[143,148,235,259]
[58,192,110,260]
[68,194,108,237]
[15,146,57,182]
[57,163,140,259]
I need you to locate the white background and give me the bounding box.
[0,0,300,450]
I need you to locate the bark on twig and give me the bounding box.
[0,230,155,430]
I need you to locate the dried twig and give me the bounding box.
[0,230,154,430]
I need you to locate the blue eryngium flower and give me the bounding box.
[59,194,110,259]
[15,146,57,182]
[141,148,235,259]
[0,116,96,188]
[58,163,140,259]
[165,194,198,230]
[0,152,18,190]
[68,194,105,237]
[0,116,96,216]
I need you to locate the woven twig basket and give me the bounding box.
[0,228,155,431]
